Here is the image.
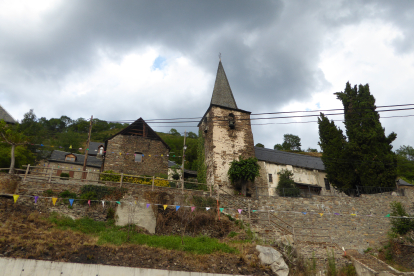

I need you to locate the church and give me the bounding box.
[199,60,332,197]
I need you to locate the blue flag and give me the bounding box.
[69,199,74,206]
[176,206,180,211]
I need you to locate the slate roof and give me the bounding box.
[0,105,17,124]
[210,61,238,109]
[255,147,326,171]
[49,150,102,168]
[88,142,104,155]
[397,178,413,186]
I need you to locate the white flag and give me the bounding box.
[206,207,210,211]
[102,200,105,207]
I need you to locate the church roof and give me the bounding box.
[0,104,17,124]
[255,147,326,171]
[210,61,238,109]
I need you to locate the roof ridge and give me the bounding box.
[0,104,17,123]
[254,146,322,159]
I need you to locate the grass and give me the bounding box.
[49,213,237,255]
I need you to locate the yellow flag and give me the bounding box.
[351,214,356,216]
[13,195,19,203]
[52,197,58,206]
[163,205,168,210]
[319,213,323,217]
[69,145,72,149]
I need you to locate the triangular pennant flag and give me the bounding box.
[206,207,210,211]
[69,145,72,149]
[385,214,390,217]
[69,199,74,206]
[319,213,323,217]
[252,210,257,212]
[34,196,39,204]
[176,206,180,211]
[334,213,340,215]
[302,212,307,215]
[116,201,121,205]
[351,214,356,216]
[102,200,105,207]
[52,197,58,206]
[13,195,19,203]
[238,209,242,214]
[191,206,196,212]
[146,203,150,208]
[134,200,137,205]
[163,205,168,210]
[219,208,224,213]
[88,200,91,206]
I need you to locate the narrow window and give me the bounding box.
[135,152,143,162]
[99,146,103,155]
[268,174,273,183]
[229,113,235,129]
[324,178,330,190]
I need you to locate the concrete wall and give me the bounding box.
[0,257,241,276]
[104,135,169,177]
[200,106,255,193]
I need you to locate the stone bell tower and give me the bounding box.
[198,60,255,193]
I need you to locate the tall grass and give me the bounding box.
[49,213,237,255]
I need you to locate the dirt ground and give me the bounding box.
[0,196,276,275]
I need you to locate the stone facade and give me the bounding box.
[200,105,255,193]
[35,160,100,181]
[104,134,169,177]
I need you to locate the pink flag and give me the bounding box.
[88,200,91,206]
[191,206,196,212]
[238,209,242,214]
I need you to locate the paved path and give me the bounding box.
[0,257,243,276]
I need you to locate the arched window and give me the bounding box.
[228,113,235,129]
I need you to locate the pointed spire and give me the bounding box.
[210,61,238,109]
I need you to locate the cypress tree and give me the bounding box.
[318,82,397,191]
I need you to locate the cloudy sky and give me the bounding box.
[1,0,414,150]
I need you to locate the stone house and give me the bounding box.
[103,118,170,177]
[38,150,102,181]
[254,147,331,196]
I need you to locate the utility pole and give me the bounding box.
[181,130,187,192]
[82,115,93,180]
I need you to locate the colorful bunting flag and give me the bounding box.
[237,209,242,214]
[334,213,340,215]
[176,206,180,211]
[52,197,58,206]
[351,214,356,216]
[69,145,72,149]
[116,201,121,205]
[219,208,224,213]
[206,207,210,211]
[69,199,74,206]
[191,206,196,212]
[88,200,91,206]
[146,203,150,208]
[302,212,307,215]
[163,205,168,210]
[319,213,323,217]
[252,210,257,213]
[102,201,105,207]
[34,196,39,204]
[13,195,19,203]
[385,214,390,217]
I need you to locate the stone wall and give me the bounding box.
[0,173,20,194]
[200,106,255,193]
[219,192,413,252]
[104,135,169,177]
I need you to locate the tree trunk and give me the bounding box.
[9,144,15,174]
[241,181,247,196]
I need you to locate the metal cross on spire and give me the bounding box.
[219,52,221,61]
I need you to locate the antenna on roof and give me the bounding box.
[219,52,221,61]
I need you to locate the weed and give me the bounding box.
[107,207,115,220]
[43,189,54,197]
[228,231,238,238]
[363,247,372,253]
[226,214,236,221]
[338,264,356,276]
[326,249,337,276]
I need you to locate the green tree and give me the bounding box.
[306,148,318,153]
[276,169,300,197]
[389,201,414,235]
[274,144,283,150]
[187,132,197,139]
[396,145,414,183]
[282,134,302,151]
[318,82,397,191]
[255,143,265,148]
[168,128,181,136]
[0,120,29,173]
[228,157,260,196]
